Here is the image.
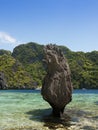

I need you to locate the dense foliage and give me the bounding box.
[0,52,34,89]
[0,42,98,89]
[12,43,45,86]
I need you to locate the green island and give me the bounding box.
[0,42,98,89]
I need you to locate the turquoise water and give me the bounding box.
[0,89,98,130]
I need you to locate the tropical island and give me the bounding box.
[0,42,98,90]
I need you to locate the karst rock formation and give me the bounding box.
[0,72,6,89]
[41,44,73,117]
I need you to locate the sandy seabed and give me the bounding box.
[0,90,98,130]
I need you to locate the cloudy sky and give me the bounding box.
[0,0,98,52]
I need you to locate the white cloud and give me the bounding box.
[0,32,16,43]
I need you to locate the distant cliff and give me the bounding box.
[0,42,98,89]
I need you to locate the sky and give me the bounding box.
[0,0,98,52]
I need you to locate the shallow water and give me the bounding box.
[0,89,98,130]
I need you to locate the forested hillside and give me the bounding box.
[0,42,98,89]
[0,50,34,89]
[12,43,46,86]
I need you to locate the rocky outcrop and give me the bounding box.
[0,72,6,89]
[41,44,73,117]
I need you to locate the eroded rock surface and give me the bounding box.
[41,44,73,117]
[0,72,6,89]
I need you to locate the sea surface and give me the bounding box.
[0,89,98,130]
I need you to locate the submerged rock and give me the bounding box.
[41,44,73,117]
[0,72,7,89]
